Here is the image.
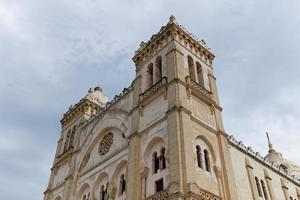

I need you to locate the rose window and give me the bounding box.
[99,132,113,155]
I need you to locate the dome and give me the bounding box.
[85,87,108,107]
[264,132,300,178]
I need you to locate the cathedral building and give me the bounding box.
[44,16,300,200]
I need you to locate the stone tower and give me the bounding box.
[129,15,238,200]
[44,87,108,200]
[45,16,300,200]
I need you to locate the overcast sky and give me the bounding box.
[0,0,300,199]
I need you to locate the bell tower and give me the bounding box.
[131,16,238,200]
[44,87,108,200]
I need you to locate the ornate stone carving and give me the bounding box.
[190,79,210,97]
[146,189,168,200]
[139,77,167,102]
[133,16,214,67]
[99,132,114,156]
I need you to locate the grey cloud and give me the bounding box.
[0,0,300,199]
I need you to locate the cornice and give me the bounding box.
[60,99,100,129]
[132,16,215,68]
[82,85,133,128]
[228,135,300,186]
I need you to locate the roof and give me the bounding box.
[132,15,215,65]
[228,135,300,186]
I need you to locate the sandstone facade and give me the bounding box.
[44,16,300,200]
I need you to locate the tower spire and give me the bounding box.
[266,132,275,153]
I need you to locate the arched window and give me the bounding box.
[255,177,262,197]
[155,56,162,83]
[204,149,210,172]
[152,152,159,174]
[160,148,166,170]
[155,178,164,192]
[104,182,109,200]
[261,180,268,200]
[147,63,154,88]
[196,62,204,86]
[100,185,105,200]
[290,197,293,200]
[82,194,86,200]
[188,56,196,81]
[68,126,76,149]
[196,145,202,168]
[63,130,71,152]
[119,174,126,195]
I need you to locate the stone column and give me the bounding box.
[193,61,198,84]
[165,42,186,200]
[296,187,300,200]
[214,166,225,199]
[208,73,220,107]
[108,185,117,200]
[153,63,157,84]
[281,178,289,200]
[126,132,142,200]
[141,167,149,200]
[62,176,73,200]
[126,69,142,200]
[264,169,276,200]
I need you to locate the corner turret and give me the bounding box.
[61,86,108,129]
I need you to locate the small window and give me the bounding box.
[119,174,126,195]
[155,56,162,83]
[196,145,202,168]
[188,56,196,81]
[68,126,76,149]
[147,63,154,88]
[155,179,164,193]
[63,130,71,152]
[261,180,268,200]
[100,185,105,200]
[82,194,86,200]
[160,148,166,170]
[204,149,211,172]
[100,184,108,200]
[196,62,204,86]
[153,152,159,174]
[255,177,262,197]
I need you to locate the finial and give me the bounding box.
[88,88,93,93]
[266,132,275,153]
[169,15,176,23]
[139,41,146,48]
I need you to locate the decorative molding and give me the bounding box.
[61,99,100,129]
[98,132,114,156]
[228,135,300,186]
[139,77,168,103]
[132,16,214,68]
[82,85,133,128]
[185,76,212,99]
[146,189,168,200]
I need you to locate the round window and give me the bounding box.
[99,132,113,155]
